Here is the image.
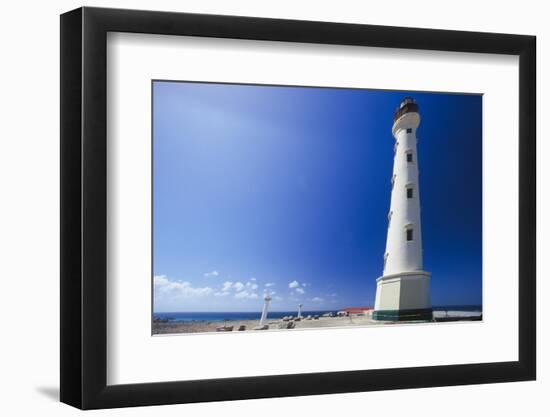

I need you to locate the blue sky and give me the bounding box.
[153,81,482,313]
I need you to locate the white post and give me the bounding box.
[373,97,432,321]
[259,292,272,327]
[297,304,303,319]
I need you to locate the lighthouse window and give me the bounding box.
[406,128,412,133]
[406,152,413,163]
[407,229,414,241]
[406,187,413,199]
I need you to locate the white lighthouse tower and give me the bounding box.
[373,97,432,321]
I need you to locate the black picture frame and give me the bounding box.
[60,6,536,410]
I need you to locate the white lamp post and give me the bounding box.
[259,292,272,327]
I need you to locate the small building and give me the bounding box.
[342,307,372,315]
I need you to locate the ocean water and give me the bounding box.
[154,310,339,322]
[153,305,482,322]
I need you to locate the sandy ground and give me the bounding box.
[153,315,379,334]
[153,312,481,335]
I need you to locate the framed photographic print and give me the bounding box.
[60,6,536,409]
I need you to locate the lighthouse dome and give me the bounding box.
[392,97,420,135]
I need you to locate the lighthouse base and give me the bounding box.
[373,271,432,321]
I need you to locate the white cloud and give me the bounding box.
[203,270,219,278]
[265,282,275,287]
[288,280,300,289]
[250,277,256,281]
[154,275,213,297]
[217,280,259,298]
[234,290,259,299]
[311,297,324,303]
[288,280,306,295]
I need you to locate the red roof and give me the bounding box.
[342,307,372,313]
